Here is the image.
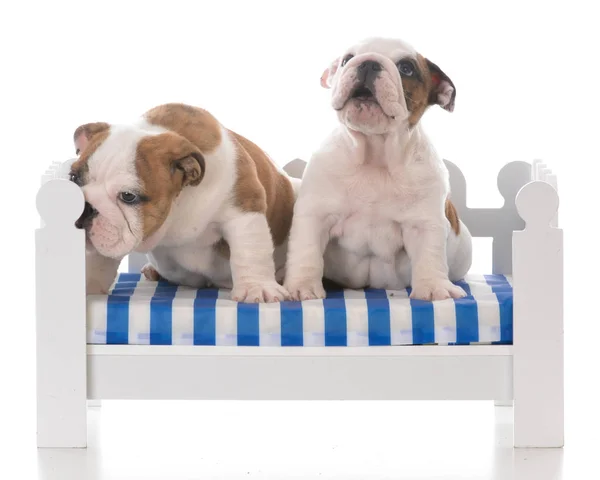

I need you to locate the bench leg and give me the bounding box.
[512,188,564,448]
[36,323,87,447]
[513,356,564,448]
[37,343,87,447]
[36,200,88,448]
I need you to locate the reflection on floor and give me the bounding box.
[34,401,567,480]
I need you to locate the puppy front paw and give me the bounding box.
[141,263,163,282]
[86,278,110,295]
[231,280,290,303]
[410,278,466,301]
[284,279,326,301]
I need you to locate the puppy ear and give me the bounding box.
[320,57,340,89]
[137,132,206,189]
[73,122,110,155]
[425,59,456,112]
[174,150,205,187]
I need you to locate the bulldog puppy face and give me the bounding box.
[70,123,205,258]
[321,37,456,134]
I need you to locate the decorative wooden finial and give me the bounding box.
[515,181,559,230]
[37,179,84,227]
[497,161,532,205]
[283,158,307,179]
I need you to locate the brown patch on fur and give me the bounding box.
[69,127,111,183]
[445,198,461,235]
[135,132,205,238]
[425,58,456,112]
[143,103,295,247]
[144,103,222,154]
[230,132,295,246]
[402,55,435,126]
[73,122,110,154]
[401,54,455,126]
[73,122,110,143]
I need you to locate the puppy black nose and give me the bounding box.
[358,60,383,73]
[75,202,98,229]
[357,60,383,86]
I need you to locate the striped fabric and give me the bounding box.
[86,274,512,346]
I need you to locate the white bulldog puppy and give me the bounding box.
[71,103,296,303]
[284,37,472,301]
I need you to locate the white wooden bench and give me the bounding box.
[35,158,563,448]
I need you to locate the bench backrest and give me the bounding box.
[127,158,534,276]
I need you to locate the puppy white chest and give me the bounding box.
[327,167,421,259]
[324,194,411,289]
[331,208,403,260]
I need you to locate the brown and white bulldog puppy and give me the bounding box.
[284,38,473,301]
[71,103,296,302]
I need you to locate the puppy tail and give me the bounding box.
[445,199,461,235]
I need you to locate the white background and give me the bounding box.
[1,1,599,478]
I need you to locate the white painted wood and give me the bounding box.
[88,351,512,401]
[512,180,563,448]
[495,400,513,407]
[532,159,559,227]
[40,159,75,227]
[88,344,512,357]
[127,252,148,274]
[55,158,77,179]
[35,158,563,450]
[87,400,102,408]
[446,160,531,275]
[282,158,306,179]
[36,178,88,448]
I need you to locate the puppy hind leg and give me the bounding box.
[447,221,473,282]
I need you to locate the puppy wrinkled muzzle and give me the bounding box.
[75,202,98,229]
[350,84,376,100]
[333,73,405,120]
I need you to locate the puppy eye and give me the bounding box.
[341,54,354,67]
[119,192,140,204]
[397,60,414,77]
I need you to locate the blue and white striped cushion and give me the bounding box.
[86,274,512,346]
